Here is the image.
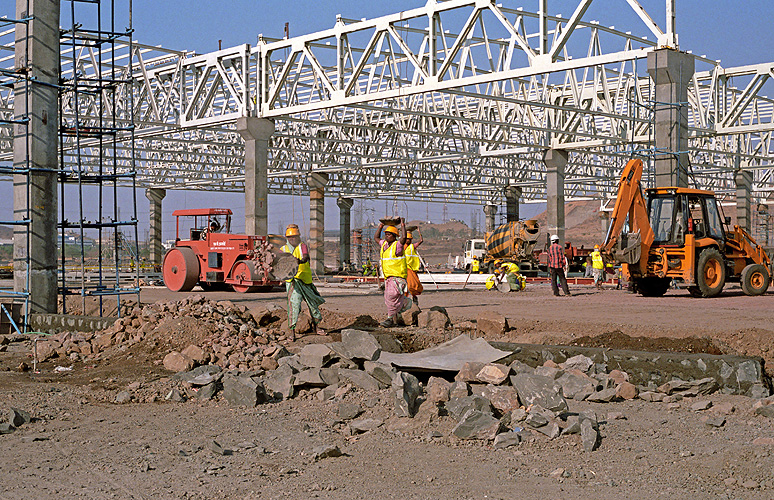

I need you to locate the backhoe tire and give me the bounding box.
[741,263,770,296]
[636,277,671,297]
[694,248,726,298]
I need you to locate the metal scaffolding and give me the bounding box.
[58,0,139,316]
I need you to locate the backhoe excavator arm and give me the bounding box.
[602,158,655,276]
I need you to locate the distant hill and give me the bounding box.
[532,200,606,250]
[0,225,12,241]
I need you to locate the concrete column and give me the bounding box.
[13,0,60,313]
[647,49,694,188]
[307,173,328,276]
[504,186,522,222]
[599,211,611,241]
[337,197,354,270]
[483,204,498,233]
[735,168,753,234]
[543,149,568,245]
[236,117,275,235]
[145,188,166,269]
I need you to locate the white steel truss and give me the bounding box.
[3,0,774,205]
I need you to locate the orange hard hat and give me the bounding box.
[285,224,300,237]
[384,225,399,235]
[406,231,413,239]
[594,244,600,249]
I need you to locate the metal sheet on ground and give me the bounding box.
[379,334,511,372]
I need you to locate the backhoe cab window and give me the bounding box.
[704,198,725,241]
[650,197,678,244]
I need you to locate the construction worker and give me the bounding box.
[548,234,571,296]
[591,244,605,289]
[374,218,412,327]
[281,224,325,341]
[471,256,480,273]
[404,230,424,310]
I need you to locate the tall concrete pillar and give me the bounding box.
[543,149,568,245]
[647,49,694,188]
[13,0,60,313]
[483,204,498,233]
[504,186,522,222]
[735,168,753,234]
[236,117,275,235]
[307,173,328,276]
[599,211,611,242]
[337,197,354,270]
[145,188,166,269]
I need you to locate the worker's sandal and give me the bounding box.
[379,318,397,328]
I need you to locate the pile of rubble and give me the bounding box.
[156,329,774,451]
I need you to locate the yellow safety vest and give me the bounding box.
[471,259,480,272]
[381,240,407,279]
[281,243,312,284]
[405,243,421,271]
[591,250,604,270]
[505,262,520,274]
[485,275,496,290]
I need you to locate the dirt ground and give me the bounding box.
[3,281,774,499]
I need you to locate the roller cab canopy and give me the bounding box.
[172,208,233,217]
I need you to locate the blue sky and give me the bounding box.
[6,1,774,240]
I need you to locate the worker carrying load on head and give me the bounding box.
[404,229,424,310]
[374,218,412,328]
[281,224,325,341]
[591,244,605,289]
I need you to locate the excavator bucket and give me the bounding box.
[613,231,642,265]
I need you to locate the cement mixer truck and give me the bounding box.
[463,220,541,275]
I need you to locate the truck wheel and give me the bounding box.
[637,277,670,297]
[231,260,260,293]
[162,247,199,292]
[695,248,726,297]
[741,263,770,296]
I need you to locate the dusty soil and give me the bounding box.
[3,281,774,499]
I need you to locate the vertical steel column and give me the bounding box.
[13,0,59,313]
[236,117,275,235]
[544,149,568,246]
[307,173,328,276]
[145,188,166,269]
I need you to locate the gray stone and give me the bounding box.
[115,391,132,404]
[691,400,712,411]
[657,379,692,394]
[704,416,726,427]
[277,355,305,373]
[456,362,486,383]
[195,382,218,401]
[449,381,471,399]
[737,360,761,389]
[320,367,340,386]
[524,412,549,428]
[294,369,327,387]
[337,402,362,420]
[188,372,219,387]
[165,389,186,402]
[452,409,504,440]
[754,405,774,418]
[8,408,31,427]
[0,423,15,434]
[313,444,343,460]
[557,370,597,400]
[264,364,296,400]
[363,361,396,388]
[393,372,423,418]
[476,363,510,385]
[210,440,233,456]
[562,415,581,435]
[482,385,521,415]
[510,373,568,413]
[338,368,382,392]
[691,377,719,396]
[493,432,522,449]
[316,384,338,402]
[508,360,534,375]
[445,396,493,422]
[581,419,600,452]
[561,354,594,373]
[298,344,333,368]
[341,329,382,361]
[223,374,266,407]
[533,421,561,439]
[426,376,451,404]
[417,307,450,330]
[749,383,770,399]
[586,387,617,403]
[173,364,222,383]
[638,390,664,402]
[349,418,383,434]
[534,366,563,380]
[476,311,508,337]
[271,346,292,360]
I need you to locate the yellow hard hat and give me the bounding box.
[384,225,399,235]
[285,224,300,237]
[406,231,413,239]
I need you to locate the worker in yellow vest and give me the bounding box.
[591,245,605,289]
[404,230,424,309]
[471,256,480,273]
[374,218,412,327]
[281,224,325,340]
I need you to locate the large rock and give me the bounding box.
[426,377,451,404]
[657,379,692,394]
[476,311,508,337]
[510,373,568,414]
[493,432,522,449]
[393,372,423,418]
[476,363,510,385]
[400,304,421,326]
[338,368,382,392]
[222,374,266,407]
[615,382,638,400]
[363,361,396,388]
[163,351,194,373]
[557,369,597,400]
[8,407,31,427]
[449,381,471,399]
[35,341,57,362]
[298,344,333,368]
[293,369,328,387]
[263,364,296,400]
[560,354,594,373]
[340,329,382,361]
[456,362,486,383]
[581,418,600,452]
[452,409,504,440]
[417,307,450,330]
[445,395,493,422]
[481,386,521,415]
[587,387,617,403]
[181,345,207,365]
[349,418,383,434]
